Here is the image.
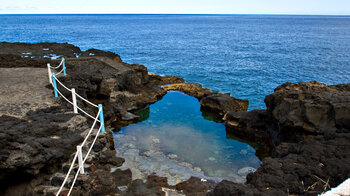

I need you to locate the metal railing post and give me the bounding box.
[62,58,66,76]
[47,63,52,84]
[77,145,84,174]
[51,73,58,98]
[98,104,105,132]
[72,88,78,114]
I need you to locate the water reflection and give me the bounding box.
[113,91,261,184]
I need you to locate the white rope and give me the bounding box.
[55,111,101,196]
[55,68,65,76]
[68,165,81,196]
[58,116,102,196]
[67,124,103,195]
[51,59,63,69]
[76,105,100,122]
[56,88,73,105]
[83,124,103,163]
[81,109,101,147]
[56,152,78,196]
[53,75,72,92]
[51,58,107,196]
[53,76,99,122]
[74,92,99,108]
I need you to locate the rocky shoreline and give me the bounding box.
[0,42,349,195]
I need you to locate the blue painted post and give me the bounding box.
[62,58,66,76]
[98,104,105,132]
[52,73,58,98]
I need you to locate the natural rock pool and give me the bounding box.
[113,91,261,185]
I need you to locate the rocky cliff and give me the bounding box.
[214,81,350,195]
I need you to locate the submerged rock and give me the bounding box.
[237,167,256,176]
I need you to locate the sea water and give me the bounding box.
[113,91,261,184]
[1,14,350,109]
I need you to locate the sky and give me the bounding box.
[0,0,349,15]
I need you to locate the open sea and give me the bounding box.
[1,14,350,109]
[2,14,350,183]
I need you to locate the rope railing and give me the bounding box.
[47,58,66,83]
[46,58,107,196]
[74,92,99,108]
[53,75,72,92]
[55,67,65,76]
[50,58,64,69]
[81,109,102,148]
[51,74,100,122]
[76,105,101,122]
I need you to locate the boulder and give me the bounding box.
[98,78,118,97]
[112,169,132,186]
[88,169,118,195]
[265,81,350,134]
[146,173,174,189]
[200,93,248,115]
[175,177,216,196]
[126,179,163,196]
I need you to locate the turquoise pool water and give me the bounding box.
[113,91,261,184]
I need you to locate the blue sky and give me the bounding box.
[0,0,349,15]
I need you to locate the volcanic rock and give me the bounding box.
[176,177,216,196]
[200,93,248,115]
[163,83,212,99]
[265,81,350,134]
[212,81,350,195]
[148,73,185,85]
[0,106,88,194]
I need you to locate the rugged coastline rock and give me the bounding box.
[163,83,212,98]
[0,42,248,195]
[200,93,248,115]
[223,110,275,159]
[265,81,350,134]
[0,107,89,195]
[214,81,350,195]
[164,83,249,117]
[0,42,122,62]
[1,42,349,196]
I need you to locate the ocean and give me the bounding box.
[1,14,350,109]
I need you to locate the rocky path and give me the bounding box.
[0,67,59,118]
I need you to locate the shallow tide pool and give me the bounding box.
[113,91,261,184]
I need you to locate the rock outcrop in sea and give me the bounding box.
[213,81,350,195]
[0,42,349,195]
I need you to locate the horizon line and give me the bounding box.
[1,13,350,16]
